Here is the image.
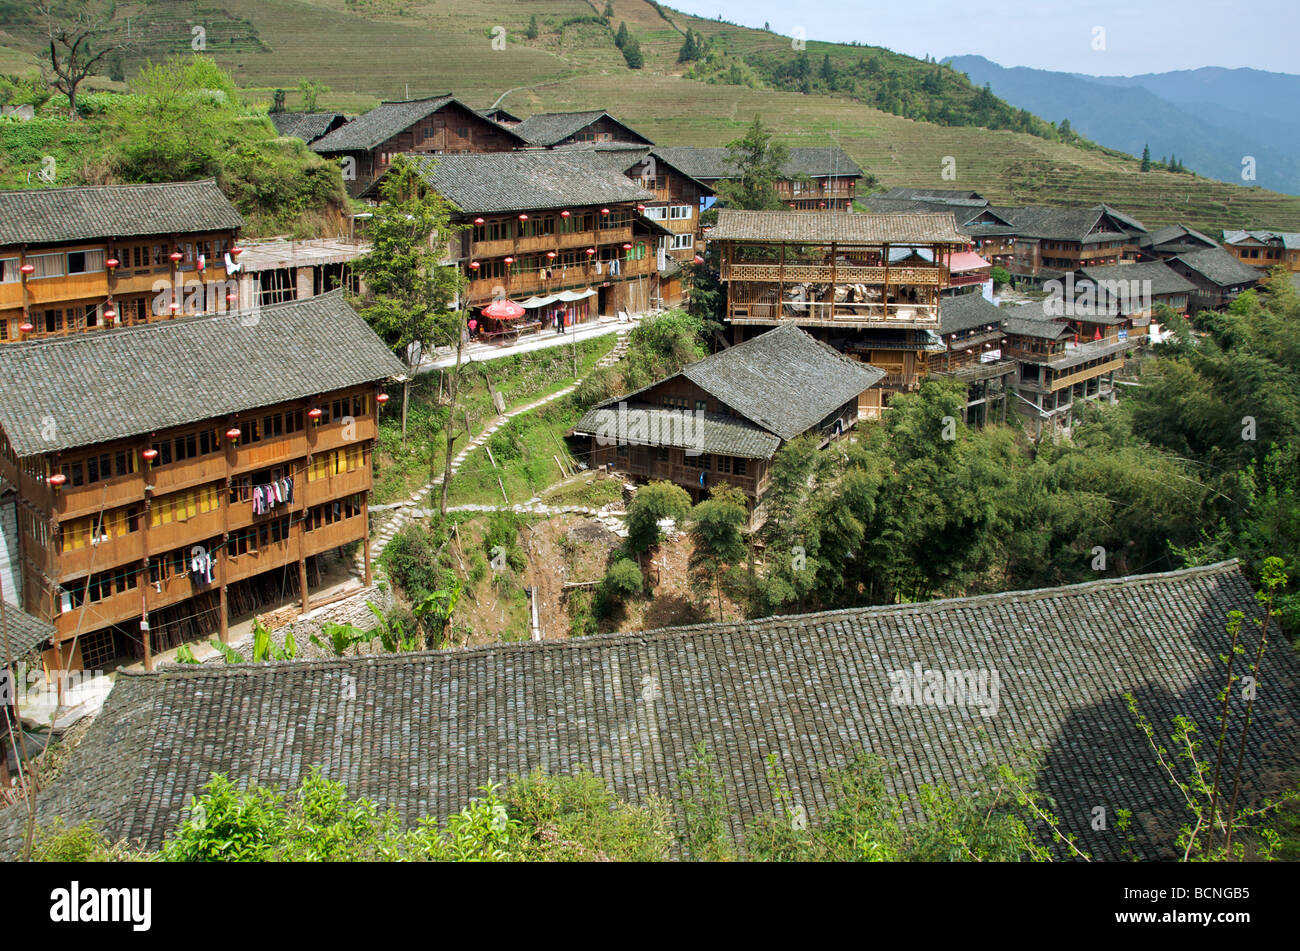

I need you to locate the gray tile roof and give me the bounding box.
[1078,261,1196,299]
[0,290,407,457]
[386,151,654,215]
[1001,205,1147,244]
[2,560,1294,860]
[1,602,54,659]
[1223,229,1300,251]
[680,324,884,441]
[1142,224,1218,251]
[1168,247,1263,288]
[311,96,527,153]
[268,111,349,144]
[651,146,863,181]
[939,292,1004,335]
[0,180,243,247]
[512,110,653,147]
[574,402,781,459]
[710,209,966,245]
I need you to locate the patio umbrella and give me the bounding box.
[482,299,525,320]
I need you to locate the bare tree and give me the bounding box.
[41,1,132,118]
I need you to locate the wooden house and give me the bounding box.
[1137,224,1219,261]
[707,208,965,417]
[370,151,666,324]
[1221,229,1300,273]
[930,293,1015,426]
[0,291,406,674]
[1001,301,1137,436]
[865,191,1016,266]
[0,181,244,344]
[573,324,883,516]
[653,146,864,210]
[509,110,654,149]
[998,205,1149,282]
[311,96,529,196]
[1166,247,1262,311]
[1073,261,1197,329]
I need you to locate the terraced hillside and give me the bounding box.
[3,0,1298,232]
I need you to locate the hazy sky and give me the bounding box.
[665,0,1300,75]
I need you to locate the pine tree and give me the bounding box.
[678,30,699,63]
[525,15,538,40]
[603,1,614,17]
[623,36,644,69]
[820,53,836,88]
[614,21,629,48]
[1141,144,1151,172]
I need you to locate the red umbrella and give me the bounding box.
[482,299,525,320]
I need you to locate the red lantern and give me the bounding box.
[546,251,557,259]
[585,248,596,256]
[560,210,570,218]
[308,408,323,421]
[473,217,485,225]
[48,473,67,487]
[103,307,116,321]
[19,263,34,275]
[469,261,480,270]
[231,247,244,256]
[168,301,179,312]
[622,243,633,251]
[19,322,33,334]
[503,256,514,265]
[106,258,119,269]
[142,448,159,463]
[226,427,241,440]
[518,213,528,221]
[600,208,610,215]
[637,204,646,211]
[819,202,826,208]
[376,393,390,405]
[468,319,478,332]
[694,255,705,265]
[226,292,237,303]
[169,251,183,262]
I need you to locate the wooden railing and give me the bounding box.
[722,263,945,285]
[729,302,938,325]
[471,227,633,259]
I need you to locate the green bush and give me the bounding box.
[603,557,644,600]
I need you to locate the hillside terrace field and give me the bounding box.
[2,0,1299,232]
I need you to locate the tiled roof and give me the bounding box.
[1001,205,1147,243]
[512,110,653,147]
[940,292,1004,335]
[1222,229,1300,251]
[0,291,407,457]
[1142,224,1218,251]
[1078,262,1195,301]
[680,324,884,441]
[1,602,54,659]
[383,151,654,215]
[1002,303,1071,340]
[879,187,985,202]
[572,147,718,195]
[311,96,527,152]
[651,146,863,181]
[0,180,243,247]
[709,209,966,245]
[268,111,349,144]
[573,402,781,458]
[3,561,1295,860]
[1168,248,1263,288]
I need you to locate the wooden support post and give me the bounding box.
[297,517,309,613]
[362,500,373,587]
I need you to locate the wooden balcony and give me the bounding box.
[145,508,225,554]
[722,262,945,286]
[312,416,377,454]
[56,473,147,521]
[57,533,145,582]
[729,301,938,328]
[466,258,654,303]
[302,466,371,507]
[225,537,296,584]
[54,587,141,641]
[303,515,366,557]
[233,430,306,472]
[471,227,633,259]
[148,455,227,496]
[226,495,302,533]
[25,271,109,307]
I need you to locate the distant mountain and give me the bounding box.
[944,55,1300,196]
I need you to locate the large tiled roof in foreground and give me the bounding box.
[0,180,243,247]
[710,209,966,245]
[3,561,1294,860]
[0,291,407,457]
